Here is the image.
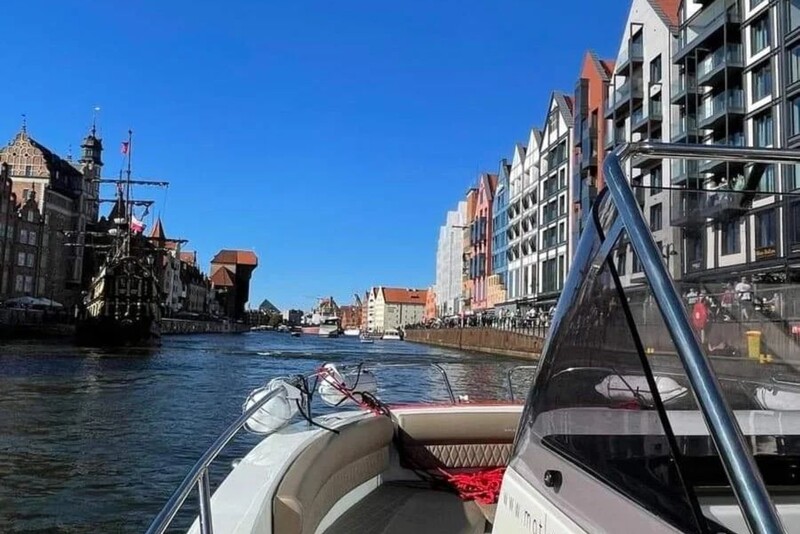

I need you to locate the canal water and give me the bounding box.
[0,332,527,533]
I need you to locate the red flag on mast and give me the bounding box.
[121,141,129,155]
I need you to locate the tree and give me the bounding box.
[268,313,283,328]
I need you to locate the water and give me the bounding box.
[0,332,526,533]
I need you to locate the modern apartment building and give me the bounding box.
[490,158,510,307]
[434,201,468,316]
[573,51,614,246]
[669,0,797,286]
[505,144,527,306]
[536,92,574,305]
[606,0,681,283]
[468,173,497,310]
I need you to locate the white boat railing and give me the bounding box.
[146,361,533,534]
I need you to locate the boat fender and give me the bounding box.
[318,364,378,407]
[243,379,302,434]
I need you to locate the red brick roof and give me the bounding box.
[382,287,428,305]
[180,251,197,265]
[211,249,258,266]
[210,266,235,287]
[649,0,680,29]
[150,217,166,240]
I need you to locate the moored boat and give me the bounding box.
[381,329,401,340]
[343,327,360,336]
[319,317,341,338]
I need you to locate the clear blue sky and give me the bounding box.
[4,1,626,312]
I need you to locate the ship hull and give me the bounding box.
[75,315,161,347]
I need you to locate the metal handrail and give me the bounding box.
[605,143,786,534]
[506,365,538,401]
[146,362,477,533]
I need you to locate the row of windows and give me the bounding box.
[19,229,37,245]
[14,274,34,293]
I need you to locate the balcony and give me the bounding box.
[670,188,748,227]
[698,133,745,175]
[604,123,615,148]
[697,44,743,87]
[673,1,741,62]
[580,124,598,170]
[697,89,744,130]
[617,41,644,71]
[630,101,663,134]
[671,76,699,105]
[672,159,701,183]
[671,115,700,143]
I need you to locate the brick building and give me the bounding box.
[210,249,258,319]
[0,125,102,305]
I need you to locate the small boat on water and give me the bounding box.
[148,143,800,534]
[290,331,301,338]
[358,332,374,344]
[343,327,360,337]
[319,317,341,338]
[381,329,401,340]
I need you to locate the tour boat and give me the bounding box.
[319,317,341,338]
[147,143,800,534]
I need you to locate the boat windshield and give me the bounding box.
[512,148,799,533]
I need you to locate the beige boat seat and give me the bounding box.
[273,414,487,534]
[273,416,394,534]
[393,410,521,470]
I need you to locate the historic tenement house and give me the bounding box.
[0,125,103,305]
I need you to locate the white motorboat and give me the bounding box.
[343,328,361,337]
[148,143,800,534]
[359,333,374,344]
[319,318,341,338]
[381,329,401,340]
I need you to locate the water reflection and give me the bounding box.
[0,333,524,533]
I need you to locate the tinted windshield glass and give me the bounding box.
[513,182,800,532]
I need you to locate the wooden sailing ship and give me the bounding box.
[75,131,167,347]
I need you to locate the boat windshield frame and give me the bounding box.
[601,142,795,534]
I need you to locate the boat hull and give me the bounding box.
[75,316,161,347]
[343,328,360,336]
[301,326,320,335]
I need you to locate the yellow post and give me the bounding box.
[746,331,761,360]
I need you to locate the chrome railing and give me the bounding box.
[607,141,799,534]
[146,362,492,534]
[146,381,290,534]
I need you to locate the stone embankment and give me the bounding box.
[161,318,249,335]
[404,327,543,360]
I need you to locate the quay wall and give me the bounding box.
[161,318,248,335]
[404,328,543,360]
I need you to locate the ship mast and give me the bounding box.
[124,129,133,257]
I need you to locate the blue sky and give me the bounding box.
[3,1,626,311]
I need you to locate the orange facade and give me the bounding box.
[470,174,497,311]
[462,187,478,313]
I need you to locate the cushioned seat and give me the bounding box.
[323,483,485,534]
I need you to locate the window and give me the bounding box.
[26,253,34,268]
[754,110,773,146]
[28,231,36,245]
[559,168,566,189]
[786,164,800,191]
[27,210,34,222]
[751,14,770,55]
[558,222,565,243]
[632,251,642,273]
[617,250,627,275]
[791,45,800,84]
[14,274,23,292]
[756,209,777,248]
[649,55,662,83]
[722,220,741,255]
[751,61,772,101]
[791,95,800,137]
[790,201,800,244]
[559,195,566,215]
[19,229,27,243]
[24,275,33,293]
[24,165,31,177]
[558,255,565,289]
[791,0,800,32]
[650,166,662,195]
[17,252,25,267]
[649,204,663,231]
[759,165,776,192]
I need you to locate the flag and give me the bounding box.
[131,216,145,233]
[121,141,129,155]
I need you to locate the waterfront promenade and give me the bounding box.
[405,323,546,359]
